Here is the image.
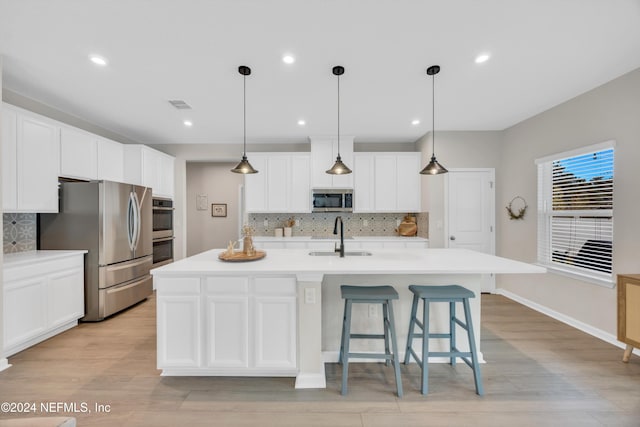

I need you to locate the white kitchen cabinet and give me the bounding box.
[205,276,249,368]
[3,251,85,357]
[59,125,98,180]
[157,277,201,368]
[97,137,125,182]
[156,275,297,374]
[244,153,311,213]
[310,137,354,189]
[254,277,297,369]
[124,144,175,198]
[354,152,421,213]
[2,104,60,213]
[353,154,374,212]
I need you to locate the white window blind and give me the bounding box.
[536,141,614,284]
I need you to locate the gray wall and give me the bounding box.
[497,68,640,336]
[416,131,504,248]
[185,162,244,257]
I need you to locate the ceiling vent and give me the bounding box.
[168,100,192,110]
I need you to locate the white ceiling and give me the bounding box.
[1,0,640,146]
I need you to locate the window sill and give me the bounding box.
[536,263,615,288]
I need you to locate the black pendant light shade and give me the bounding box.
[420,65,448,175]
[231,65,258,174]
[327,65,352,175]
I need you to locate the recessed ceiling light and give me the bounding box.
[475,53,490,64]
[411,119,420,126]
[183,120,193,127]
[89,54,108,66]
[297,119,306,126]
[283,55,295,64]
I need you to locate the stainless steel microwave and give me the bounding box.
[312,189,353,212]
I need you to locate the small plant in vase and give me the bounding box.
[283,217,295,237]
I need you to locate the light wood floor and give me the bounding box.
[1,293,639,426]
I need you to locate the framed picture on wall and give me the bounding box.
[211,203,227,217]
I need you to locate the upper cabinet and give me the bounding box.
[310,137,354,189]
[353,152,421,213]
[59,125,98,180]
[124,144,175,199]
[2,104,60,213]
[244,153,311,213]
[96,137,125,182]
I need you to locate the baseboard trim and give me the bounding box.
[0,358,11,372]
[295,364,326,389]
[495,288,640,358]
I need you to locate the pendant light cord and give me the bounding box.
[337,73,341,157]
[431,71,435,157]
[243,73,247,156]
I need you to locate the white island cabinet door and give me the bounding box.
[157,278,201,368]
[253,278,297,369]
[205,277,249,368]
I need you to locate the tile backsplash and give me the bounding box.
[247,212,428,238]
[3,213,37,254]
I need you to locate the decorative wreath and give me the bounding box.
[506,196,528,220]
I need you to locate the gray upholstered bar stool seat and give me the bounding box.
[404,285,484,395]
[339,285,403,397]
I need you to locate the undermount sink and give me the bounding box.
[308,251,372,257]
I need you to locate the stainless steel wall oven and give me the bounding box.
[152,197,174,267]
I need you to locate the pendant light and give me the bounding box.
[420,65,448,175]
[231,65,258,174]
[326,65,352,175]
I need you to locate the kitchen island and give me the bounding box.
[151,248,545,388]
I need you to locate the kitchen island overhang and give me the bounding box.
[152,248,545,389]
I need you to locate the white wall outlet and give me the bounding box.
[363,219,368,226]
[263,219,269,227]
[295,219,300,226]
[396,219,401,226]
[304,288,316,304]
[368,304,377,317]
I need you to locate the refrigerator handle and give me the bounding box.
[132,191,142,252]
[127,192,135,252]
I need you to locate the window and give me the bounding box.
[536,141,614,286]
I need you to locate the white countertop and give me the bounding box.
[3,250,88,268]
[151,248,544,277]
[253,235,428,241]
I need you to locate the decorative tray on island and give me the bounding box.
[218,250,266,262]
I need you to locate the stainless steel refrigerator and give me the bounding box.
[39,180,153,321]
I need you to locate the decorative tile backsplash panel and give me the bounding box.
[3,213,37,253]
[247,212,428,238]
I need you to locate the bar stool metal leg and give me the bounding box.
[382,302,391,367]
[463,298,484,395]
[421,297,430,394]
[450,300,457,366]
[386,298,403,397]
[404,293,419,365]
[341,300,353,395]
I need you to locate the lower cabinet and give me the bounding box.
[3,252,85,357]
[156,275,297,374]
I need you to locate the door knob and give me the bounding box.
[450,236,456,241]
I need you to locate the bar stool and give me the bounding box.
[339,285,403,397]
[404,285,484,395]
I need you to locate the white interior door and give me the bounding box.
[446,169,495,292]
